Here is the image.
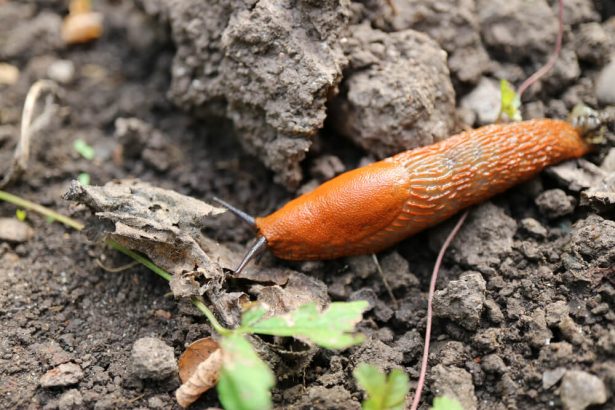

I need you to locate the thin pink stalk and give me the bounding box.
[516,0,564,100]
[410,210,469,410]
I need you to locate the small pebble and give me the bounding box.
[519,218,547,239]
[460,77,500,125]
[535,189,576,219]
[0,218,34,243]
[0,63,19,85]
[131,337,177,380]
[40,363,84,387]
[58,389,83,410]
[542,367,566,389]
[47,60,76,84]
[596,58,615,105]
[560,370,607,410]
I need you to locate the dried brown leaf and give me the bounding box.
[178,337,220,384]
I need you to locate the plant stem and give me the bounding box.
[191,297,231,335]
[105,238,172,281]
[0,189,84,230]
[0,189,230,335]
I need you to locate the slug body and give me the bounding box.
[254,119,590,261]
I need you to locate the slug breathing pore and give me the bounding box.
[217,112,605,274]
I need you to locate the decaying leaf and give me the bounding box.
[178,337,221,384]
[176,341,223,408]
[249,271,329,318]
[64,179,229,297]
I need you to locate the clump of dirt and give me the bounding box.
[1,1,614,409]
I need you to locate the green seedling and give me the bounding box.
[73,138,95,160]
[499,79,521,122]
[354,363,409,410]
[431,396,464,410]
[78,172,91,186]
[16,209,27,221]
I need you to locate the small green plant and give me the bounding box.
[499,79,521,122]
[73,138,95,160]
[353,363,409,410]
[77,172,91,186]
[15,209,27,221]
[204,301,369,410]
[431,396,463,410]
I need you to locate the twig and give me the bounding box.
[95,259,139,273]
[0,80,59,189]
[0,190,84,230]
[410,210,469,410]
[371,254,399,309]
[516,0,564,100]
[0,190,230,335]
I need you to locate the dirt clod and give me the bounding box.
[430,364,477,410]
[332,23,456,158]
[433,271,486,331]
[40,363,84,388]
[535,189,576,219]
[560,370,608,410]
[130,337,178,381]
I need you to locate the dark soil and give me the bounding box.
[1,1,614,409]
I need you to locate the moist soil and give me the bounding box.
[1,1,614,410]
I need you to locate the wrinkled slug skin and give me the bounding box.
[256,119,590,260]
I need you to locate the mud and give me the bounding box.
[1,1,614,409]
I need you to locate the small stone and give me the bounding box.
[58,389,83,410]
[433,271,486,330]
[481,354,507,374]
[430,365,477,410]
[460,77,501,125]
[395,330,423,363]
[519,218,547,239]
[535,189,576,219]
[473,328,502,352]
[575,23,612,65]
[546,301,569,326]
[40,363,84,387]
[130,337,177,380]
[484,299,504,324]
[310,155,345,180]
[0,218,34,243]
[349,288,377,311]
[147,396,166,409]
[560,370,607,410]
[543,367,566,389]
[380,252,419,290]
[596,58,615,105]
[47,59,75,84]
[0,63,19,85]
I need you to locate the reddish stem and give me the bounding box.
[410,210,469,410]
[517,0,564,100]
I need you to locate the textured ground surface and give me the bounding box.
[0,0,614,409]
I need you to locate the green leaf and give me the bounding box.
[354,363,409,410]
[77,172,91,186]
[217,333,275,410]
[73,138,95,160]
[15,209,27,221]
[243,301,369,350]
[499,79,521,121]
[240,305,268,328]
[431,396,464,410]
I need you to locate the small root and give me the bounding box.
[0,79,60,189]
[95,258,139,273]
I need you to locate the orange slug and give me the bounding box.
[215,117,599,273]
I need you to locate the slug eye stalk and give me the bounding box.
[212,197,268,273]
[212,196,256,227]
